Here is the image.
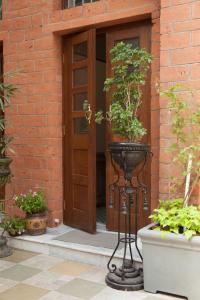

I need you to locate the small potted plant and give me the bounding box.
[14,190,48,235]
[84,42,152,178]
[139,85,200,300]
[0,215,26,237]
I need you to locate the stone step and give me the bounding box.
[7,224,142,268]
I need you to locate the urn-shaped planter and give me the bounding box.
[138,224,200,300]
[0,237,13,258]
[109,142,150,180]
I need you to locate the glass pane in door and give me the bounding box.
[73,68,88,86]
[73,42,87,62]
[115,37,139,48]
[73,92,88,111]
[74,118,88,134]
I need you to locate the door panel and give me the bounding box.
[106,23,151,232]
[63,29,96,233]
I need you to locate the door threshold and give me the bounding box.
[96,222,106,232]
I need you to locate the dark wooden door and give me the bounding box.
[63,29,96,233]
[106,23,151,232]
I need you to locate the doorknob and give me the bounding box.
[83,100,92,124]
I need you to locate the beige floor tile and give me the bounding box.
[49,260,93,276]
[57,278,105,300]
[0,283,48,300]
[79,266,107,283]
[0,277,18,293]
[0,264,41,281]
[0,260,15,272]
[39,290,82,300]
[24,270,73,290]
[2,249,38,263]
[21,254,64,270]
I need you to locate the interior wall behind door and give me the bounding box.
[96,60,106,153]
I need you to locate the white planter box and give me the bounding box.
[138,224,200,300]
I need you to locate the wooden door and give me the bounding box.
[106,23,151,232]
[63,30,96,233]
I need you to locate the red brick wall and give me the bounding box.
[160,0,200,203]
[1,0,63,225]
[0,0,160,225]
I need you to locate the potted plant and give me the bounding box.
[84,42,152,290]
[84,42,152,178]
[0,77,17,186]
[0,215,25,237]
[139,85,200,300]
[0,73,17,257]
[0,136,14,186]
[14,190,48,235]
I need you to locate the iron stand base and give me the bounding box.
[105,259,143,291]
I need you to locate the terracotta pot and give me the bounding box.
[26,212,47,235]
[8,230,24,237]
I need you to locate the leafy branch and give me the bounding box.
[160,85,200,205]
[84,42,152,142]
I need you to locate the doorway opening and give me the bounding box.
[96,33,106,225]
[63,22,152,234]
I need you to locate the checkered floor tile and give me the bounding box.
[0,249,184,300]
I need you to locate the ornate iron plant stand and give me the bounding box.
[105,142,150,291]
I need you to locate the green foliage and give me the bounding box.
[94,111,104,124]
[84,42,152,141]
[158,198,184,210]
[0,216,25,237]
[160,84,200,201]
[150,199,200,239]
[0,81,17,112]
[0,136,14,158]
[14,191,47,215]
[0,75,17,157]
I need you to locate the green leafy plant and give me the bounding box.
[160,84,200,204]
[150,84,200,239]
[14,191,47,215]
[0,216,25,237]
[0,136,14,158]
[0,75,17,157]
[84,42,152,141]
[150,199,200,239]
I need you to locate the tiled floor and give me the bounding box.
[0,249,183,300]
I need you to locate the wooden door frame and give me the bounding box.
[62,19,159,232]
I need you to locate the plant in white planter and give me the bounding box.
[139,85,200,300]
